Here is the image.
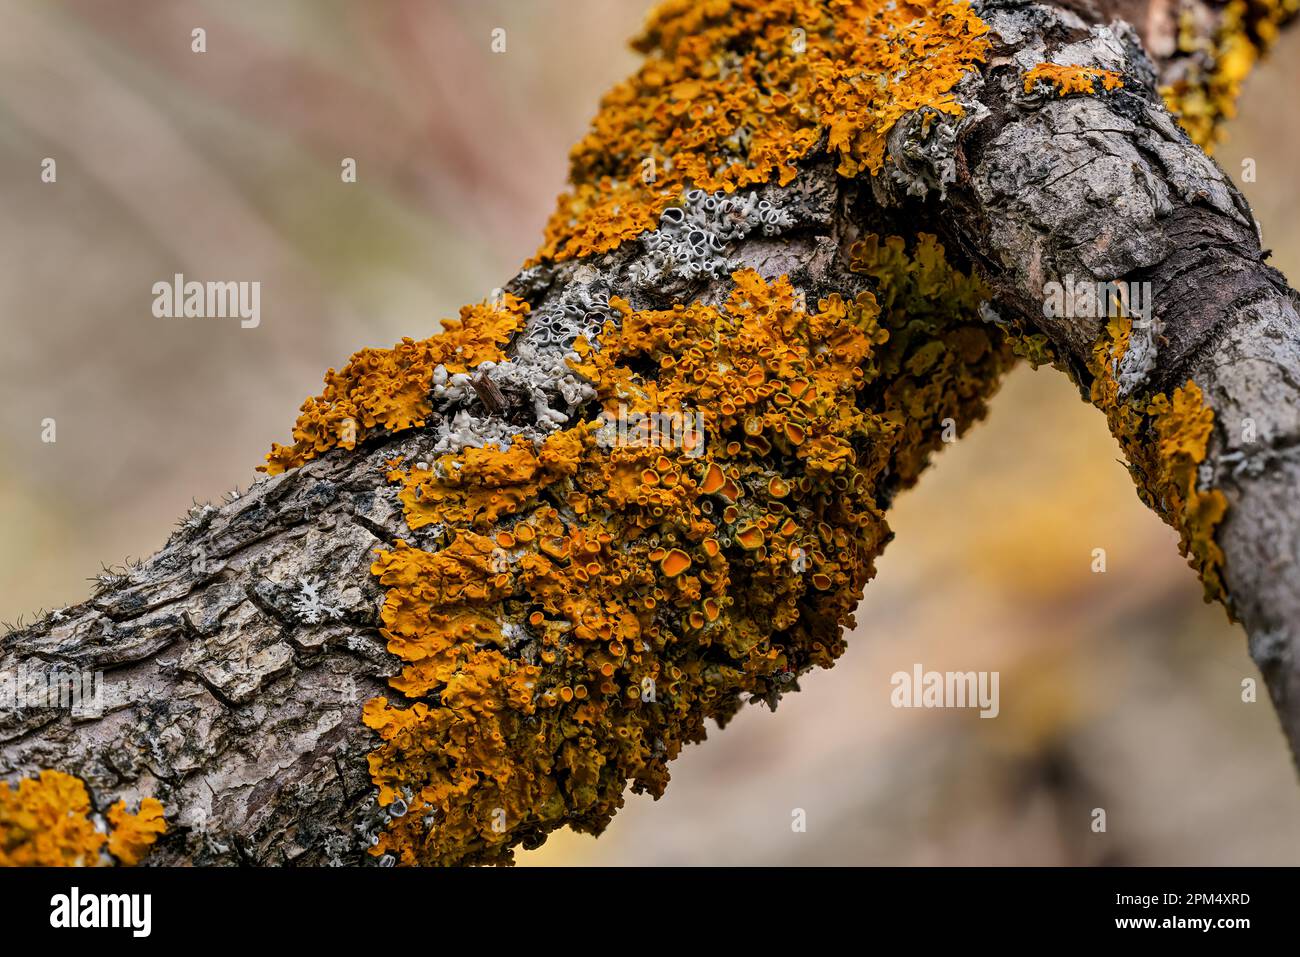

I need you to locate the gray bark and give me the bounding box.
[3,0,1299,865]
[897,0,1300,763]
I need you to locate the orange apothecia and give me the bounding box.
[271,228,1012,865]
[255,0,1233,866]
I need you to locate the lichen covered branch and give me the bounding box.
[2,0,1299,867]
[884,0,1300,759]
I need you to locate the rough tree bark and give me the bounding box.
[2,0,1298,865]
[938,0,1300,767]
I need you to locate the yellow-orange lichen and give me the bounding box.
[260,295,530,474]
[338,234,1011,865]
[249,0,1081,867]
[106,797,168,867]
[848,232,1005,487]
[1161,0,1298,149]
[534,0,990,262]
[1089,317,1228,603]
[387,432,584,532]
[0,770,166,867]
[1023,63,1124,96]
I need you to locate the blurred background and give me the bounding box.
[1,0,1298,865]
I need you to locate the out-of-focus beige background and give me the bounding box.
[1,1,1297,865]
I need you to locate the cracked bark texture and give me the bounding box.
[3,0,1299,864]
[890,0,1300,761]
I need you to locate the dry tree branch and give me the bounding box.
[1,0,1296,866]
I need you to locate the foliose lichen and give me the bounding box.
[259,229,1009,865]
[261,295,531,475]
[1161,0,1299,149]
[1023,63,1125,96]
[0,770,166,867]
[633,187,796,285]
[534,0,990,262]
[1089,316,1228,604]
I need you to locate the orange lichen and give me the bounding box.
[1089,317,1228,603]
[256,0,1018,867]
[1023,63,1124,96]
[387,432,584,532]
[1161,0,1298,149]
[1146,383,1229,598]
[535,0,989,262]
[106,798,168,866]
[660,548,693,576]
[0,770,166,867]
[0,771,104,866]
[261,294,530,474]
[343,234,1012,865]
[848,232,1006,487]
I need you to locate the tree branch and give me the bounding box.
[2,0,1298,866]
[893,0,1300,761]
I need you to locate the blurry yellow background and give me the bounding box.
[1,0,1297,864]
